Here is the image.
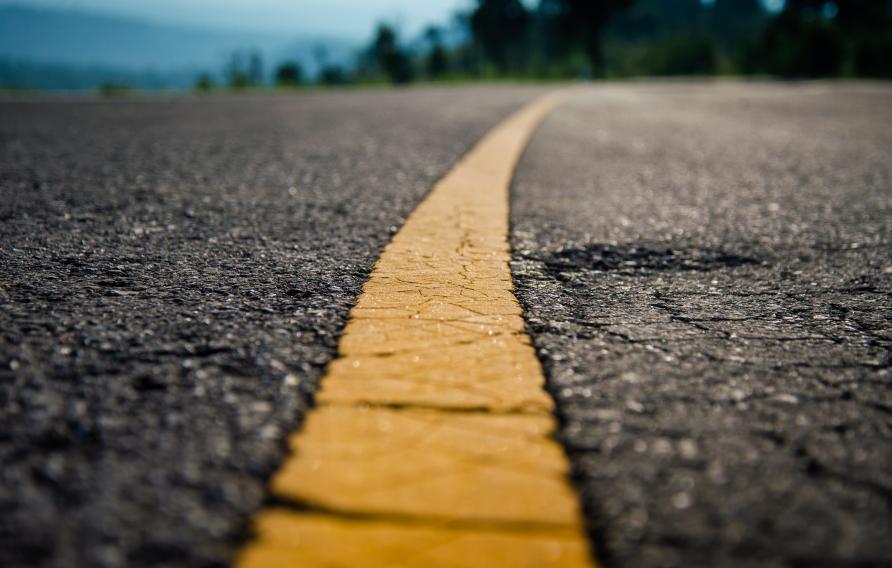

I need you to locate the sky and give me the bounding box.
[17,0,478,38]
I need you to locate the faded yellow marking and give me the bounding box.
[238,91,595,567]
[270,407,578,524]
[245,510,591,568]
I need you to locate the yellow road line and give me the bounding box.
[238,91,595,567]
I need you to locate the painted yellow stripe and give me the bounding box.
[238,90,595,568]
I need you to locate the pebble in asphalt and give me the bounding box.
[510,82,892,568]
[0,86,551,567]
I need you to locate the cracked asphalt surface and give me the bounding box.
[510,82,892,567]
[1,82,890,568]
[0,86,550,567]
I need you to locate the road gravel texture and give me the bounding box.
[0,86,550,567]
[2,83,891,568]
[510,83,892,568]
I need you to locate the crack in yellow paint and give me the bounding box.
[246,510,589,568]
[238,91,596,567]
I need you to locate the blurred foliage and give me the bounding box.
[275,61,304,86]
[424,27,451,78]
[193,73,215,92]
[391,0,889,83]
[363,24,414,84]
[745,0,892,77]
[470,0,532,73]
[607,34,719,77]
[189,0,892,89]
[542,0,638,77]
[224,50,264,89]
[98,82,130,96]
[318,65,350,85]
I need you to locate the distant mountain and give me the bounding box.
[0,58,203,91]
[0,4,358,89]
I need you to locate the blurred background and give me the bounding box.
[1,0,890,93]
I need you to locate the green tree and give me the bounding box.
[542,0,636,76]
[711,0,765,49]
[450,12,484,76]
[469,0,531,73]
[194,73,214,92]
[756,5,844,77]
[248,51,264,86]
[275,62,303,86]
[368,24,414,84]
[831,0,892,77]
[645,35,718,75]
[424,26,450,78]
[318,65,349,85]
[609,0,705,41]
[225,52,250,89]
[750,0,892,77]
[98,82,130,97]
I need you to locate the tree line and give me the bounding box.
[196,0,892,91]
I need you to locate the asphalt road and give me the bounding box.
[510,82,892,567]
[0,86,551,567]
[1,83,891,567]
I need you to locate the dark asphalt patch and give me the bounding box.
[510,83,892,568]
[541,243,762,273]
[0,86,550,567]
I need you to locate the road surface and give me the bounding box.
[1,82,890,567]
